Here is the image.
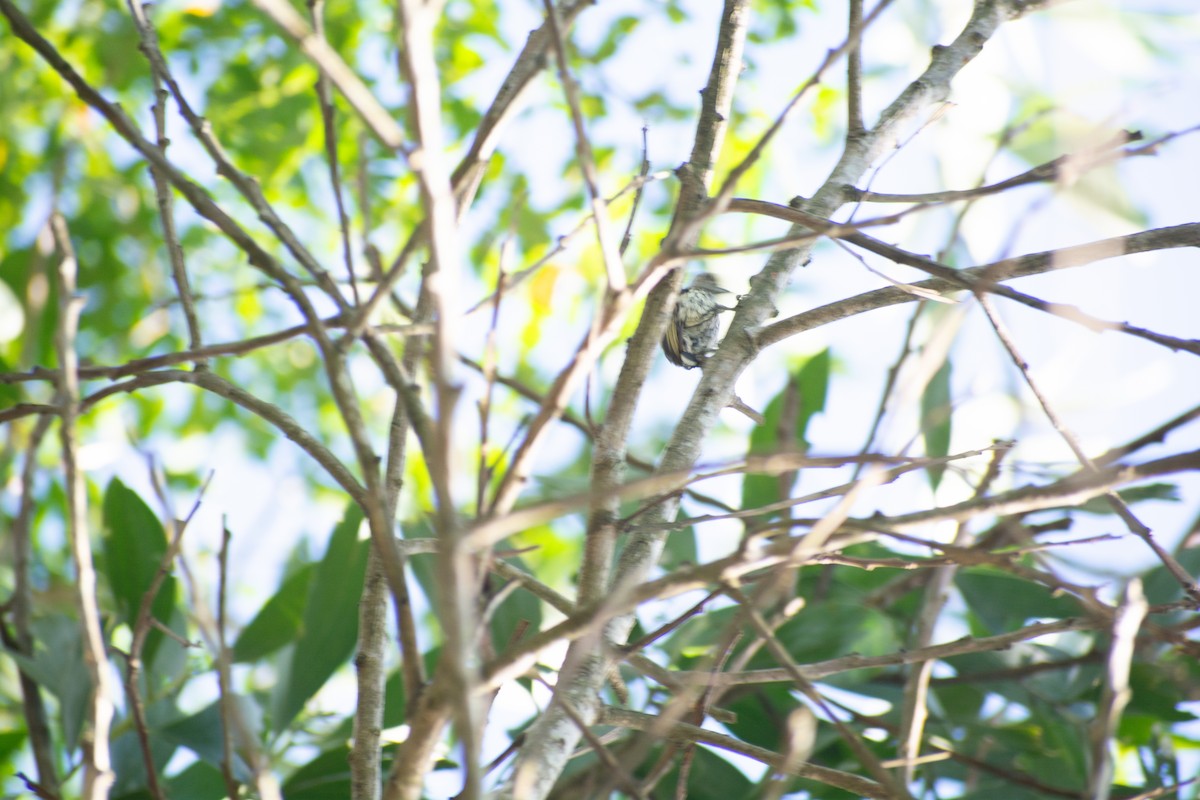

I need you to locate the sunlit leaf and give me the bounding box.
[102,478,178,666]
[741,348,830,520]
[921,358,952,490]
[270,504,369,731]
[232,564,314,663]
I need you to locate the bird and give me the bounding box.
[662,272,734,369]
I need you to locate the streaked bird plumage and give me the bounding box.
[662,272,733,369]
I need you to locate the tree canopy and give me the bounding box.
[2,1,1199,799]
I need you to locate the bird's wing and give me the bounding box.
[662,314,685,366]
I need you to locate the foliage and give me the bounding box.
[2,0,1199,799]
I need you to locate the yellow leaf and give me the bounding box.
[528,264,559,315]
[183,0,221,17]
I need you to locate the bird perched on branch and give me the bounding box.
[662,272,735,369]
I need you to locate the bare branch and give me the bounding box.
[597,707,889,799]
[1,413,59,793]
[307,0,361,306]
[480,446,1200,694]
[125,0,205,357]
[388,0,478,789]
[977,292,1199,599]
[249,0,406,149]
[756,220,1200,349]
[352,550,389,800]
[729,586,911,798]
[216,523,242,800]
[1086,580,1148,800]
[118,463,208,800]
[50,212,116,800]
[0,318,431,386]
[541,0,626,293]
[847,0,865,135]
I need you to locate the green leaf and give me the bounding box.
[383,669,407,728]
[232,563,314,663]
[1143,539,1200,604]
[158,699,256,783]
[920,359,953,490]
[270,503,369,731]
[164,761,230,800]
[659,524,698,571]
[1071,168,1148,227]
[929,683,987,723]
[741,349,831,520]
[102,478,178,665]
[111,702,180,796]
[724,684,801,750]
[0,729,24,765]
[760,600,900,669]
[942,643,1099,709]
[490,568,543,653]
[792,347,831,445]
[3,614,91,751]
[1019,705,1087,789]
[960,784,1058,800]
[742,385,791,513]
[1075,482,1179,514]
[1125,663,1199,722]
[670,745,755,800]
[956,568,1081,634]
[588,15,639,61]
[661,606,739,661]
[0,355,21,407]
[281,745,352,799]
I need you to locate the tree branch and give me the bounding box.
[597,707,889,799]
[51,212,116,800]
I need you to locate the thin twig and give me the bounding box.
[216,521,242,800]
[729,586,911,799]
[597,707,888,799]
[853,303,923,478]
[477,268,508,515]
[120,462,210,800]
[753,219,1200,350]
[125,0,205,358]
[308,0,360,306]
[3,413,59,793]
[541,0,626,293]
[463,170,670,317]
[51,212,116,800]
[0,318,431,386]
[1093,402,1200,468]
[126,0,349,310]
[1086,579,1148,800]
[619,126,652,257]
[976,292,1199,599]
[531,676,649,800]
[681,0,900,241]
[479,439,1200,693]
[895,443,1008,784]
[249,0,405,149]
[392,0,478,794]
[654,606,1194,687]
[845,127,1185,204]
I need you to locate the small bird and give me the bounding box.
[662,272,734,369]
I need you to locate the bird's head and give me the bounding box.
[689,273,729,293]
